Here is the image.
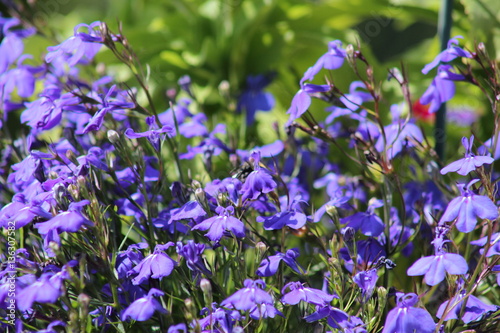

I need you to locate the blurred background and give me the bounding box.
[2,0,500,153]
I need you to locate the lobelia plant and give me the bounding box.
[1,9,500,333]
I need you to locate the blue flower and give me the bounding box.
[256,248,302,277]
[176,240,211,276]
[125,115,174,151]
[422,36,473,75]
[237,74,275,126]
[436,283,498,324]
[122,288,168,321]
[382,293,435,333]
[286,83,330,124]
[301,40,346,83]
[281,281,336,306]
[374,104,424,159]
[407,228,468,286]
[45,21,105,66]
[353,269,379,303]
[256,199,308,230]
[17,273,64,311]
[221,279,273,312]
[128,242,177,285]
[420,64,465,113]
[439,179,498,233]
[34,200,93,235]
[305,306,366,332]
[192,205,245,242]
[441,135,494,176]
[470,232,500,257]
[341,199,385,237]
[241,151,277,201]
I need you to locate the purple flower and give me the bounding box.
[256,199,308,230]
[256,248,302,277]
[34,200,93,235]
[436,287,498,324]
[286,83,330,124]
[237,74,275,125]
[441,135,494,176]
[221,279,273,312]
[340,237,386,273]
[122,288,168,321]
[420,64,466,113]
[46,21,104,66]
[240,151,277,201]
[37,321,66,333]
[281,281,336,306]
[407,228,468,286]
[325,81,373,124]
[301,40,346,83]
[197,304,241,332]
[375,104,424,159]
[176,240,211,276]
[382,293,435,333]
[341,199,385,237]
[125,116,174,151]
[167,323,187,333]
[470,233,500,257]
[128,243,177,285]
[439,179,498,233]
[17,273,63,311]
[422,36,473,75]
[353,269,379,303]
[81,85,135,134]
[192,205,245,242]
[305,306,366,332]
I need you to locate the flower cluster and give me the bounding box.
[1,13,500,333]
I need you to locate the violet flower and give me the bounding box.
[340,199,385,237]
[301,40,346,83]
[221,279,274,312]
[34,200,93,235]
[125,115,174,151]
[122,288,168,321]
[176,240,211,276]
[420,64,466,113]
[281,281,336,306]
[407,227,468,286]
[439,179,498,233]
[353,268,379,303]
[441,135,494,176]
[256,199,308,230]
[470,232,500,257]
[382,293,435,333]
[422,36,473,75]
[436,282,498,324]
[286,83,330,124]
[17,273,64,311]
[192,205,245,243]
[197,304,241,333]
[237,74,275,125]
[374,104,424,159]
[256,248,302,277]
[45,21,104,66]
[127,242,177,285]
[240,151,277,202]
[305,306,366,332]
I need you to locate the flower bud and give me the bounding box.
[325,205,338,219]
[200,278,211,294]
[107,130,120,144]
[256,241,267,253]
